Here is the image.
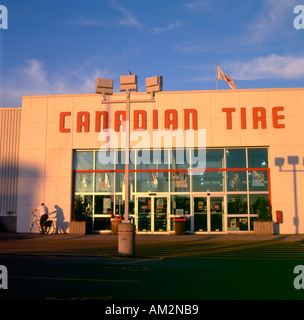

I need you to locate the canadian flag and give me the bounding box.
[217,65,236,90]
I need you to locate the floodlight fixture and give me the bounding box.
[95,78,114,95]
[120,75,138,92]
[146,76,163,94]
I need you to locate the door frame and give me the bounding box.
[192,193,226,234]
[135,194,170,234]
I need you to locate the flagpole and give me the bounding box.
[215,64,218,90]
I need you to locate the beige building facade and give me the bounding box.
[8,87,304,234]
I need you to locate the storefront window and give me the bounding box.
[94,195,114,215]
[115,195,135,217]
[249,194,269,215]
[136,150,169,193]
[171,195,190,215]
[96,150,114,169]
[95,172,114,192]
[248,148,268,168]
[227,194,248,214]
[74,194,93,215]
[192,171,224,192]
[249,170,268,191]
[171,150,190,192]
[116,150,135,192]
[73,147,270,233]
[226,171,247,191]
[206,149,224,168]
[75,172,93,192]
[226,149,246,168]
[227,217,248,231]
[116,172,135,193]
[74,151,93,170]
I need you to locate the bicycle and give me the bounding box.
[28,213,55,234]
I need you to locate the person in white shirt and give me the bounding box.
[31,203,49,234]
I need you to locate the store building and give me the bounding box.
[1,82,304,234]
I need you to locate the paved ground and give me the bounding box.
[0,233,304,301]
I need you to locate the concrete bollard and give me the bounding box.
[118,222,135,257]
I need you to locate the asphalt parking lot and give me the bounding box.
[0,233,304,301]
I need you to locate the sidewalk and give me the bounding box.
[0,232,303,242]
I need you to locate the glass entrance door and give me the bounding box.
[137,196,168,233]
[193,195,224,233]
[138,197,152,232]
[210,196,224,232]
[194,196,208,232]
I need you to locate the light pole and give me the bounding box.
[120,74,138,223]
[96,74,163,256]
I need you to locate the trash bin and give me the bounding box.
[174,216,186,235]
[111,215,122,235]
[118,222,136,257]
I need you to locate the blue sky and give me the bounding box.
[0,0,304,107]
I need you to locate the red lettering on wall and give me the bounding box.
[240,107,246,129]
[134,110,147,130]
[165,109,178,130]
[253,107,266,129]
[153,110,158,130]
[77,112,90,133]
[222,108,236,130]
[60,106,286,133]
[184,109,198,130]
[59,112,71,133]
[95,111,108,132]
[115,110,126,132]
[222,106,285,130]
[272,106,285,129]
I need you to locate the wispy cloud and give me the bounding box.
[245,0,298,44]
[153,22,181,34]
[184,0,210,9]
[228,54,304,80]
[0,59,110,107]
[68,18,101,27]
[109,0,141,29]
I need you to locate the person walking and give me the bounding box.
[31,203,49,234]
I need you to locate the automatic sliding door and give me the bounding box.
[137,197,151,232]
[194,197,208,232]
[154,197,167,232]
[210,197,224,232]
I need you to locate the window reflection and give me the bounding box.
[192,171,224,192]
[248,148,268,168]
[206,149,224,168]
[226,149,246,168]
[73,151,93,170]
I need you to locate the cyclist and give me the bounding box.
[31,203,49,234]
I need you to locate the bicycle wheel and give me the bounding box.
[44,221,54,234]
